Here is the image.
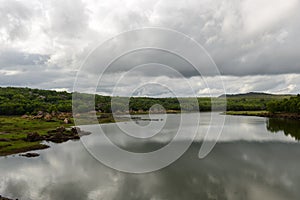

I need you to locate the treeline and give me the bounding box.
[0,87,218,115]
[267,95,300,114]
[0,87,298,115]
[71,93,212,113]
[226,98,268,111]
[0,87,72,115]
[0,87,202,115]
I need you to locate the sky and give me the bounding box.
[0,0,300,97]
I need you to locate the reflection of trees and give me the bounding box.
[267,118,300,141]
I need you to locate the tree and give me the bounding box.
[267,101,277,113]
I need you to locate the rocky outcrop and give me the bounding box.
[25,132,42,142]
[22,112,73,123]
[63,118,70,124]
[57,112,72,120]
[25,127,91,143]
[21,114,29,119]
[20,152,40,157]
[33,111,44,119]
[0,195,17,200]
[44,113,52,121]
[0,138,10,142]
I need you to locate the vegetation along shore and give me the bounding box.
[0,87,299,156]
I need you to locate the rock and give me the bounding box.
[21,114,29,119]
[63,118,69,124]
[57,112,72,120]
[50,132,64,142]
[56,126,66,133]
[31,111,44,119]
[37,111,44,115]
[51,111,57,116]
[34,114,44,119]
[71,127,91,136]
[26,132,41,142]
[20,152,40,157]
[44,113,52,121]
[55,132,64,137]
[57,113,64,120]
[71,127,80,134]
[45,126,90,143]
[0,138,10,142]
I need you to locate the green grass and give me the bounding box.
[0,116,74,156]
[0,114,119,156]
[0,141,48,156]
[0,116,73,135]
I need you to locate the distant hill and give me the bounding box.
[218,92,293,99]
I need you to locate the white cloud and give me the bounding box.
[0,69,21,76]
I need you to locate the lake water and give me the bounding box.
[1,113,300,200]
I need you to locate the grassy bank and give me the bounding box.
[225,110,300,120]
[0,116,73,156]
[225,111,269,116]
[0,113,117,156]
[2,109,299,156]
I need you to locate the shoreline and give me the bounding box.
[225,111,300,120]
[0,112,167,157]
[0,113,103,157]
[0,126,91,157]
[0,195,14,200]
[2,111,299,157]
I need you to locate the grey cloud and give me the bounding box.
[107,49,199,78]
[150,0,300,76]
[0,0,33,41]
[76,0,300,78]
[47,0,89,38]
[0,50,49,67]
[93,73,300,97]
[0,62,76,91]
[0,0,300,95]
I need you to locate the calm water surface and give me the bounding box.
[1,113,300,200]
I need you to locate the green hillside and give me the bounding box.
[0,87,298,115]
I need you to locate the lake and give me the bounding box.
[1,113,300,200]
